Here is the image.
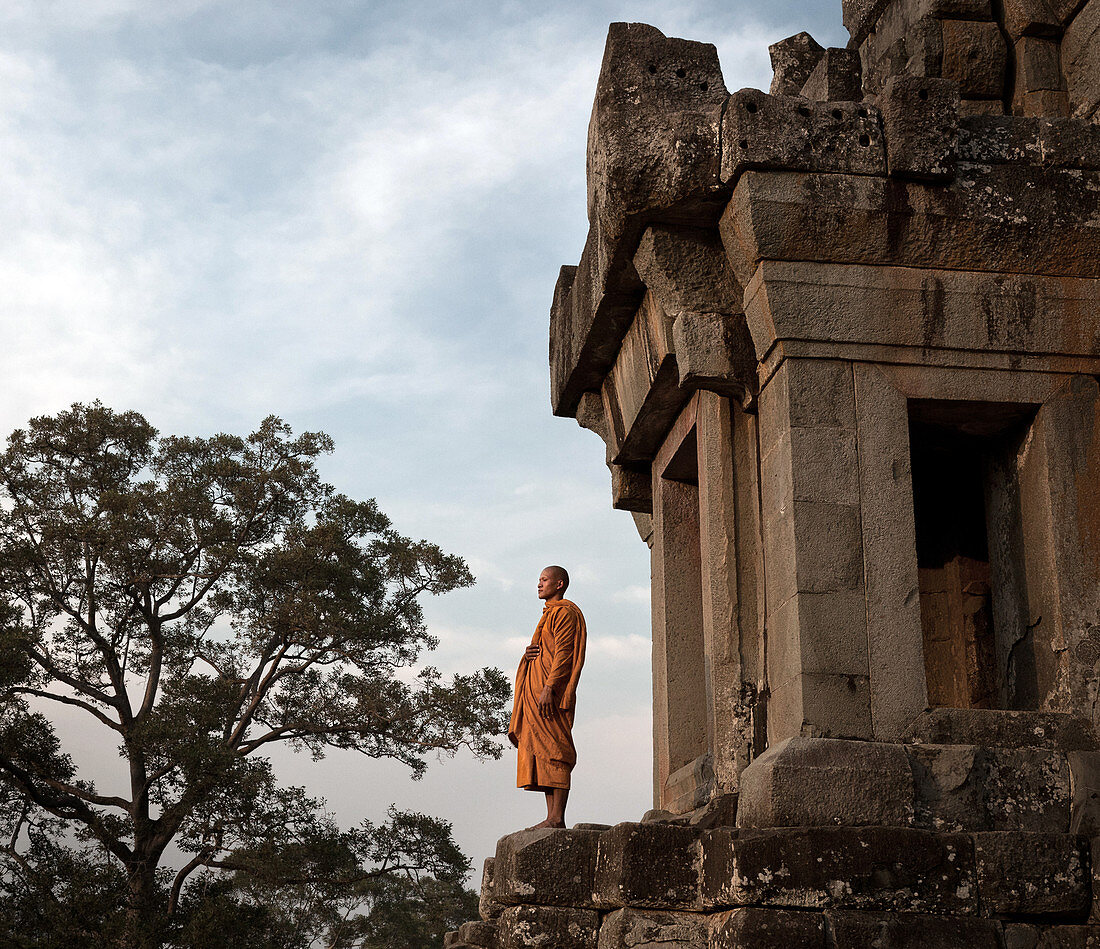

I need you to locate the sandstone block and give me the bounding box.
[643,792,739,829]
[701,826,976,913]
[459,920,501,948]
[843,0,893,47]
[498,905,599,949]
[904,708,1100,751]
[827,910,1001,947]
[737,737,915,829]
[709,907,826,948]
[596,907,707,948]
[800,48,862,102]
[587,23,727,250]
[671,312,756,399]
[767,670,873,744]
[593,822,703,910]
[721,89,813,185]
[809,101,886,177]
[444,931,462,948]
[722,91,886,185]
[1022,89,1071,116]
[973,832,1090,916]
[959,99,1005,115]
[481,857,506,921]
[941,20,1007,99]
[769,33,825,97]
[1068,752,1100,835]
[1016,36,1066,94]
[493,828,602,907]
[881,75,959,180]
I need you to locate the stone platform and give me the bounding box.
[446,712,1100,948]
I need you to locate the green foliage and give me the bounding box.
[0,403,508,947]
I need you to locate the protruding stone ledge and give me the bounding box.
[737,737,916,829]
[904,709,1100,751]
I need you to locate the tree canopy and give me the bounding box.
[0,402,509,947]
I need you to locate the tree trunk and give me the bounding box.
[121,864,162,949]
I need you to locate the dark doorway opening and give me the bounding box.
[908,401,1035,710]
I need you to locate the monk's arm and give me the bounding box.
[545,611,576,694]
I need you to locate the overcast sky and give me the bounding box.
[0,0,847,884]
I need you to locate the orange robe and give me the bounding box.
[508,598,587,791]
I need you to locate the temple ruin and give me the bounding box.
[447,0,1100,945]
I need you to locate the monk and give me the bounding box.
[508,565,587,829]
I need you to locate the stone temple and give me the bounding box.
[447,0,1100,945]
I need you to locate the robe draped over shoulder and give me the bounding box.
[508,598,587,791]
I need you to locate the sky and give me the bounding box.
[0,0,848,885]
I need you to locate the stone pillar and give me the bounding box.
[651,424,708,810]
[696,391,754,789]
[1018,376,1100,713]
[758,357,872,744]
[853,363,928,738]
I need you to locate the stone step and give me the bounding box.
[488,823,1092,922]
[486,906,1100,948]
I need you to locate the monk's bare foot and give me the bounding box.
[525,819,566,830]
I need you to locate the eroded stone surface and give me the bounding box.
[498,906,599,949]
[973,832,1090,917]
[827,910,1001,947]
[701,826,976,913]
[596,907,708,948]
[709,907,826,948]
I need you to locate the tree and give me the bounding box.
[0,403,509,948]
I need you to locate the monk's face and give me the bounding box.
[537,569,564,601]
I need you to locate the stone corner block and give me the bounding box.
[459,919,502,949]
[593,821,704,911]
[480,857,506,921]
[737,737,915,829]
[493,828,601,907]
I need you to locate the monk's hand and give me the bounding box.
[537,684,555,717]
[524,644,541,660]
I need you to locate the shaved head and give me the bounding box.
[543,565,569,592]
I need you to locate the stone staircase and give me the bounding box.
[444,710,1100,948]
